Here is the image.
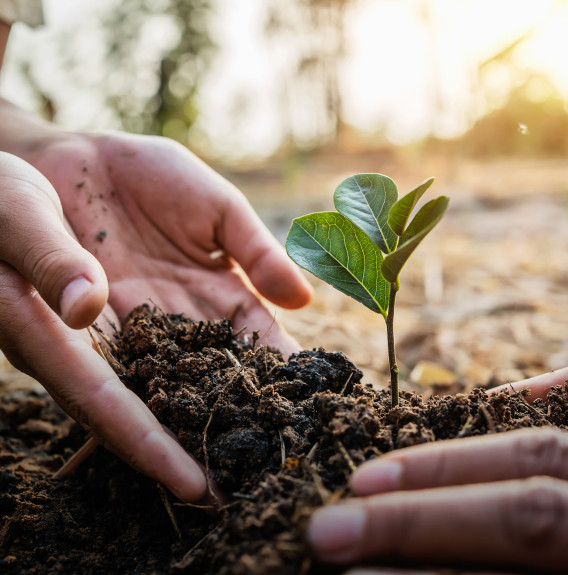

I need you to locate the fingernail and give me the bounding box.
[351,460,402,496]
[60,276,93,324]
[308,504,366,561]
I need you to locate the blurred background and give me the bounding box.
[2,0,568,394]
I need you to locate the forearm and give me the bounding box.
[0,20,9,67]
[0,21,61,160]
[0,97,61,158]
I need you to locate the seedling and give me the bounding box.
[286,173,449,407]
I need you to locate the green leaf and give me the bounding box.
[334,173,398,254]
[388,177,435,236]
[381,196,450,283]
[286,211,390,317]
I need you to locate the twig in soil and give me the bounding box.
[258,362,278,385]
[479,403,496,432]
[148,298,174,328]
[339,373,353,395]
[278,429,286,465]
[53,435,98,478]
[190,321,203,347]
[201,366,248,510]
[89,325,126,374]
[157,483,183,540]
[90,323,117,352]
[172,525,223,570]
[335,440,357,474]
[202,409,223,510]
[174,501,217,510]
[259,311,277,345]
[224,348,259,395]
[231,492,257,501]
[279,474,311,488]
[456,414,474,438]
[105,316,120,336]
[224,348,241,368]
[306,441,319,462]
[232,325,247,338]
[508,383,543,417]
[304,461,330,504]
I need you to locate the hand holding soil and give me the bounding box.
[309,426,568,572]
[0,151,208,501]
[23,130,312,353]
[2,304,568,574]
[0,131,312,503]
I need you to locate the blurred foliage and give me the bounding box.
[99,0,214,144]
[265,0,354,149]
[457,76,568,157]
[11,0,568,159]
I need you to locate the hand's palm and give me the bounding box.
[0,135,309,501]
[33,132,310,353]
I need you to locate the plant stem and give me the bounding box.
[386,282,399,408]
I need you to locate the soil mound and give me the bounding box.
[2,305,567,574]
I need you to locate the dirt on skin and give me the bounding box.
[2,305,568,575]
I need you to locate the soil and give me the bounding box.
[2,305,568,575]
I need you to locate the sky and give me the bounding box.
[2,0,567,158]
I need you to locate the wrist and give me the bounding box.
[0,97,67,161]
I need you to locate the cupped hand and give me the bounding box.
[2,133,311,502]
[0,151,207,501]
[26,131,312,356]
[309,379,568,573]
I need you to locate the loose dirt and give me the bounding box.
[1,305,567,574]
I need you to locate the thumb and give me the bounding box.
[0,152,108,328]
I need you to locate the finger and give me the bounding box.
[0,152,108,328]
[351,428,568,497]
[489,367,568,402]
[108,269,303,358]
[0,262,206,502]
[219,191,313,309]
[345,568,521,575]
[309,477,568,571]
[345,570,438,575]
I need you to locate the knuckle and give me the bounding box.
[512,428,568,479]
[503,477,568,549]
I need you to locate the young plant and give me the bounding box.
[285,173,449,407]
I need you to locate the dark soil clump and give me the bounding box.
[1,305,567,574]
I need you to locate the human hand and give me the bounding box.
[1,131,312,502]
[490,367,568,402]
[25,130,312,356]
[0,151,209,501]
[309,423,568,572]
